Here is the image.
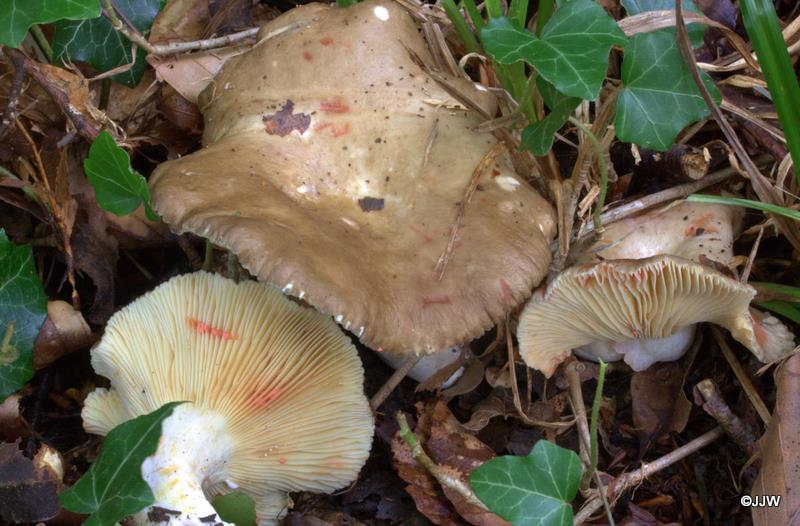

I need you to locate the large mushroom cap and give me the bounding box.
[149,0,556,355]
[82,272,373,524]
[518,256,795,377]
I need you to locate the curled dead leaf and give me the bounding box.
[34,300,96,370]
[0,441,64,523]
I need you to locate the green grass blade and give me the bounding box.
[535,0,555,36]
[757,300,800,324]
[740,0,800,185]
[485,0,504,19]
[336,0,358,7]
[508,0,529,29]
[686,194,800,221]
[753,282,800,300]
[461,0,485,32]
[442,0,480,52]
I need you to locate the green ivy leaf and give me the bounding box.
[0,230,47,403]
[84,131,157,220]
[621,0,705,45]
[520,79,581,155]
[212,492,257,526]
[0,0,100,47]
[59,402,184,526]
[481,1,627,100]
[52,0,164,87]
[470,440,582,526]
[615,29,721,151]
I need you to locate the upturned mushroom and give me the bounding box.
[519,202,795,376]
[148,0,556,363]
[82,272,373,525]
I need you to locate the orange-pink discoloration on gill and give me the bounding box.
[187,317,238,340]
[314,121,351,137]
[278,457,287,465]
[753,318,769,348]
[499,278,514,303]
[319,98,349,113]
[409,224,433,243]
[248,387,283,409]
[422,295,452,308]
[684,213,720,238]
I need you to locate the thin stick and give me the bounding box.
[712,327,771,424]
[102,0,260,56]
[569,117,609,236]
[505,318,574,429]
[370,355,423,411]
[396,411,489,510]
[565,361,592,474]
[3,48,101,140]
[574,427,725,524]
[434,142,505,281]
[695,379,757,455]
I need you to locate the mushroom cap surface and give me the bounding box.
[149,0,556,355]
[578,201,742,265]
[518,256,794,377]
[82,272,373,521]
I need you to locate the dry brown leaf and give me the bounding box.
[34,300,96,369]
[0,441,63,523]
[391,400,509,526]
[148,46,248,104]
[0,394,29,442]
[150,0,210,44]
[751,353,800,525]
[631,362,691,453]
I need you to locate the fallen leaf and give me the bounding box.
[751,353,800,525]
[149,46,248,104]
[0,441,64,523]
[391,400,509,526]
[149,0,210,43]
[630,362,691,453]
[463,388,516,432]
[34,300,96,370]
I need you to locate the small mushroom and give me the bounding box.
[519,256,795,376]
[149,0,556,359]
[82,272,373,525]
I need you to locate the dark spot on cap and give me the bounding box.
[358,197,385,212]
[263,100,310,136]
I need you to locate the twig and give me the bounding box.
[565,361,593,476]
[568,117,609,236]
[574,427,725,524]
[0,51,26,141]
[395,411,489,510]
[695,379,757,455]
[674,1,800,252]
[14,119,80,309]
[433,141,505,281]
[102,0,260,56]
[571,158,771,244]
[370,355,423,411]
[711,327,771,424]
[590,360,607,480]
[505,318,574,429]
[2,48,101,140]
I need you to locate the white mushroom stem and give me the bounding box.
[575,325,696,371]
[139,405,237,526]
[376,347,464,387]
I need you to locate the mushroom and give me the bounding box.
[82,272,373,525]
[519,202,795,376]
[148,0,556,362]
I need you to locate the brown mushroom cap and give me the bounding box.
[518,256,795,377]
[149,0,556,355]
[82,272,373,524]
